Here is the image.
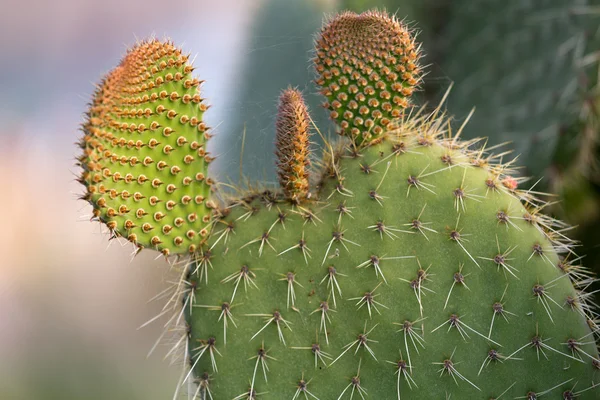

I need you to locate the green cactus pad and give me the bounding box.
[182,112,599,398]
[314,10,421,146]
[439,0,598,178]
[78,40,214,256]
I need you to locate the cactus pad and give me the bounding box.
[78,40,214,256]
[314,10,421,146]
[439,0,598,177]
[184,115,599,398]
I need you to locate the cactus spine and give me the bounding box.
[78,11,600,400]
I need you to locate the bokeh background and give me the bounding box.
[1,0,598,399]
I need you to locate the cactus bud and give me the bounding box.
[275,87,311,203]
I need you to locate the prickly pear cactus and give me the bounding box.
[315,11,421,145]
[78,11,600,400]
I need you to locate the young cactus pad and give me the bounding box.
[77,11,600,400]
[78,40,214,257]
[314,10,421,146]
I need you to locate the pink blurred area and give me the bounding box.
[0,0,260,398]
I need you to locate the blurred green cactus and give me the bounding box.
[213,0,333,185]
[439,0,598,176]
[435,0,600,309]
[78,8,600,400]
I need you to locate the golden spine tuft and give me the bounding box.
[275,87,311,203]
[314,10,422,146]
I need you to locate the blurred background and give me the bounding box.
[0,0,598,399]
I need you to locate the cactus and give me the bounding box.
[315,10,421,145]
[78,10,600,400]
[214,0,440,184]
[274,87,312,203]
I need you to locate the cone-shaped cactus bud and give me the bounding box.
[79,39,215,256]
[275,87,311,203]
[314,10,421,146]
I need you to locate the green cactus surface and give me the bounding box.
[435,0,600,324]
[78,10,600,400]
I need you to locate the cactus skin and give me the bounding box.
[77,11,600,400]
[78,40,214,256]
[435,0,600,321]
